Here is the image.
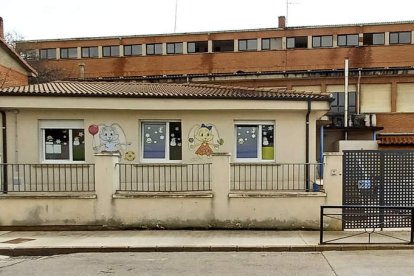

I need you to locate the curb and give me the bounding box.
[1,244,414,256]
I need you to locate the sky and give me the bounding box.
[1,0,414,40]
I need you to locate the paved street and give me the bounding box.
[1,250,414,276]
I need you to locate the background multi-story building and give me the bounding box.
[16,16,414,152]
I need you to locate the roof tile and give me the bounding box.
[0,81,332,101]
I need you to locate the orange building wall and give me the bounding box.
[0,65,29,88]
[17,22,414,79]
[376,113,414,133]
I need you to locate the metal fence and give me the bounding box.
[320,205,414,244]
[118,163,211,192]
[231,163,321,191]
[343,150,414,229]
[0,164,95,193]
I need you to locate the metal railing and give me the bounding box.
[117,163,211,192]
[0,164,95,193]
[231,163,321,191]
[320,205,414,244]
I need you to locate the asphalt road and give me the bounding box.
[1,250,413,275]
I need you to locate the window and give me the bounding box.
[167,42,183,54]
[329,92,357,114]
[39,48,56,60]
[21,49,37,60]
[286,36,308,49]
[238,39,257,51]
[40,120,85,162]
[142,122,182,161]
[187,41,208,53]
[363,33,385,45]
[81,47,99,58]
[146,43,163,55]
[60,47,78,59]
[212,40,234,52]
[124,44,142,56]
[390,31,411,44]
[337,34,359,46]
[312,35,333,48]
[261,38,282,50]
[102,45,120,57]
[235,123,274,161]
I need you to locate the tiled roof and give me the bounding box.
[0,37,37,76]
[0,81,332,101]
[378,134,414,145]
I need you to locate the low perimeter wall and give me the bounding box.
[0,153,344,230]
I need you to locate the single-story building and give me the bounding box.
[0,82,339,229]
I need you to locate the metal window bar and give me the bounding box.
[230,163,322,192]
[117,163,212,192]
[0,164,95,193]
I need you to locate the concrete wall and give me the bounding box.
[1,106,326,164]
[0,153,344,229]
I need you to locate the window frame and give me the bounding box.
[187,41,208,53]
[60,47,78,59]
[328,92,357,115]
[234,121,275,163]
[312,35,333,48]
[123,44,142,56]
[286,36,308,49]
[238,39,257,51]
[363,33,385,46]
[140,121,182,163]
[102,45,120,57]
[166,42,183,54]
[39,120,85,164]
[39,48,57,60]
[389,31,411,44]
[337,34,359,47]
[212,40,234,52]
[81,46,99,58]
[146,43,163,55]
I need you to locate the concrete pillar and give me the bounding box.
[323,152,343,230]
[94,153,120,222]
[211,152,231,220]
[208,40,213,53]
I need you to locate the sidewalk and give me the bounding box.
[0,230,413,256]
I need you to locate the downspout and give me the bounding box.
[319,124,324,180]
[1,111,7,194]
[306,100,311,191]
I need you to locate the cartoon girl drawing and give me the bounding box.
[189,123,224,158]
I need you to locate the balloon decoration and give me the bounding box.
[88,124,99,136]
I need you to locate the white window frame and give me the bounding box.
[234,121,275,163]
[39,120,85,164]
[140,121,182,163]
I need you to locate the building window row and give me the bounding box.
[37,31,413,60]
[41,120,275,163]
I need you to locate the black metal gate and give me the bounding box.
[343,150,414,229]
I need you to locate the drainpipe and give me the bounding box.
[357,69,362,115]
[1,111,7,194]
[344,58,349,140]
[306,100,311,191]
[319,124,324,180]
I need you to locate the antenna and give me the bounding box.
[174,0,178,32]
[286,0,299,26]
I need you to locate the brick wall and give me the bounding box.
[0,65,29,88]
[376,113,414,133]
